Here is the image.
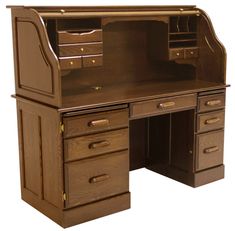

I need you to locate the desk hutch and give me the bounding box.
[8,5,227,228]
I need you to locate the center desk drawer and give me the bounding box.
[64,150,129,208]
[64,128,129,162]
[130,94,196,118]
[63,109,128,138]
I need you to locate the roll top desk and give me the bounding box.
[8,5,227,228]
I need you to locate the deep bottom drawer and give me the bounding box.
[196,130,224,171]
[64,150,129,208]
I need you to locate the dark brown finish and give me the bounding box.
[58,29,102,44]
[198,93,225,112]
[8,5,227,228]
[63,109,128,138]
[197,110,224,133]
[64,128,129,162]
[130,94,196,119]
[196,130,224,171]
[64,151,129,208]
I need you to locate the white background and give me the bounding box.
[0,0,234,230]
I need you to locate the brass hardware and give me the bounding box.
[62,192,67,201]
[92,59,96,64]
[206,99,221,106]
[180,8,184,12]
[190,51,194,55]
[89,174,110,184]
[158,101,176,109]
[176,52,180,56]
[91,86,102,91]
[69,61,74,65]
[88,119,110,127]
[204,146,219,154]
[89,140,110,149]
[60,9,65,14]
[205,117,220,125]
[80,47,84,52]
[60,122,64,133]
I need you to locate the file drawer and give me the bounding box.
[57,29,102,44]
[198,93,225,112]
[130,94,196,118]
[197,110,225,133]
[64,128,129,162]
[63,109,128,138]
[196,130,224,171]
[64,150,129,208]
[58,42,103,57]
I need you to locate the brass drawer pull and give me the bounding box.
[206,99,221,106]
[89,140,110,149]
[89,174,110,184]
[158,101,176,109]
[204,146,219,154]
[205,117,220,125]
[88,119,110,127]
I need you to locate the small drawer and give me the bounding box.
[169,48,184,60]
[64,150,129,208]
[197,110,225,133]
[57,29,102,44]
[130,94,196,119]
[184,47,199,58]
[196,130,224,171]
[198,93,225,112]
[58,42,103,57]
[59,56,82,70]
[63,109,128,138]
[64,128,129,162]
[83,54,103,67]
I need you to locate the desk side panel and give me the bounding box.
[11,8,61,107]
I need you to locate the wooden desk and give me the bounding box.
[8,5,227,228]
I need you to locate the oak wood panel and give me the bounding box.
[64,151,129,208]
[63,109,128,138]
[196,130,224,171]
[197,110,224,133]
[198,93,225,112]
[17,98,63,208]
[130,93,196,119]
[11,8,61,107]
[64,128,128,162]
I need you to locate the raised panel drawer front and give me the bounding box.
[64,150,129,208]
[197,110,225,133]
[130,94,196,118]
[198,93,225,112]
[196,130,224,171]
[64,128,129,162]
[63,109,128,138]
[58,42,103,57]
[57,29,102,44]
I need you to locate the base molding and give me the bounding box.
[22,189,130,228]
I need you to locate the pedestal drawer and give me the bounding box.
[64,150,129,208]
[63,109,128,138]
[64,128,129,162]
[197,110,225,133]
[196,130,224,171]
[130,94,196,119]
[198,93,225,112]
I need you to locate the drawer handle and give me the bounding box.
[204,146,219,154]
[89,174,110,184]
[88,119,110,127]
[158,101,176,109]
[205,117,220,125]
[89,140,110,149]
[205,99,221,107]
